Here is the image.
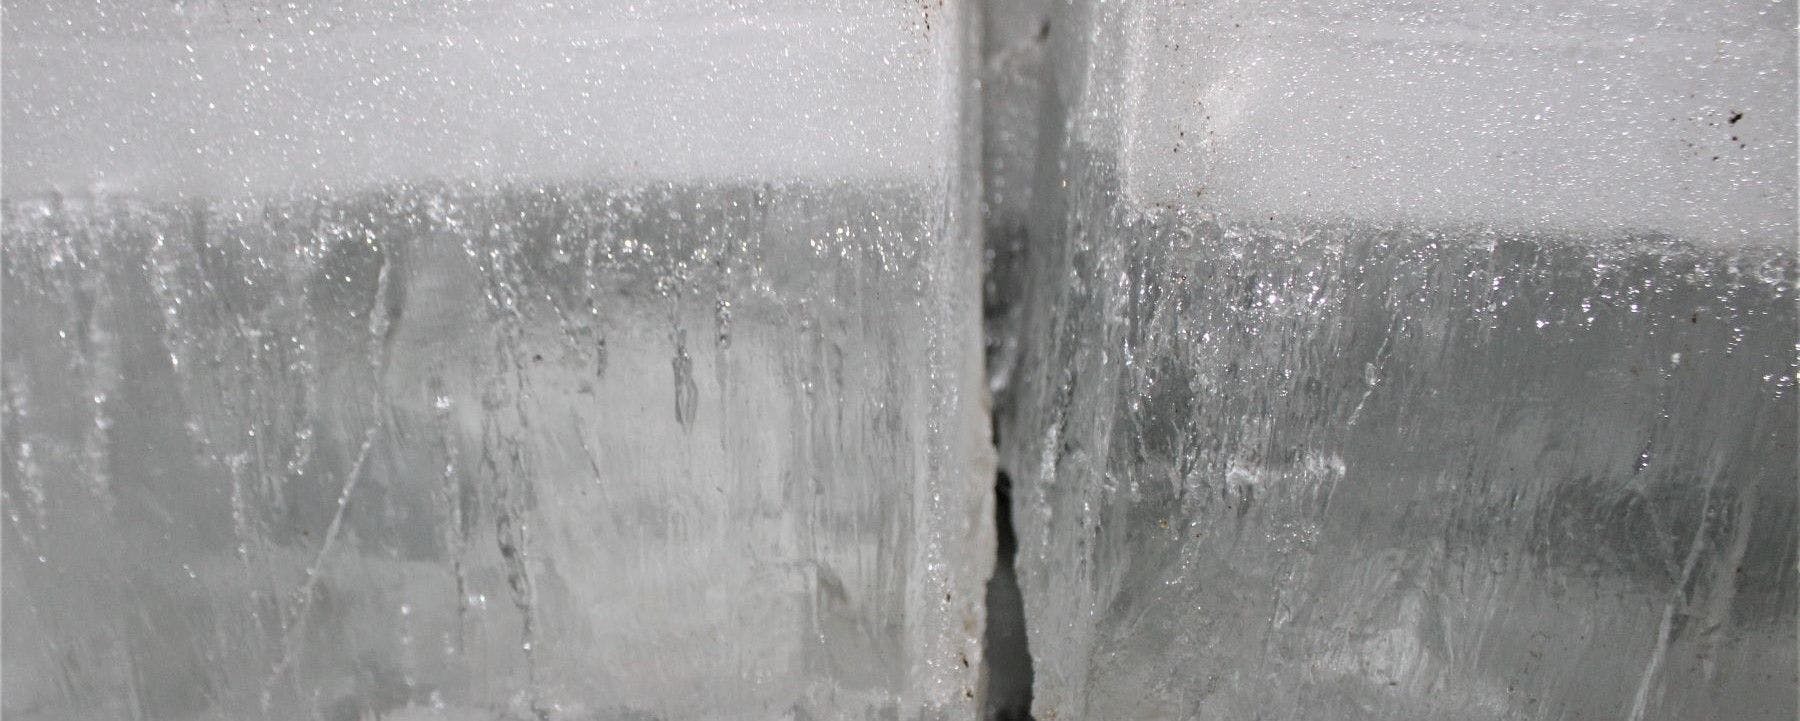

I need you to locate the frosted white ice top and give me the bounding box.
[1112,0,1796,247]
[2,0,961,198]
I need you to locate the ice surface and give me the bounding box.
[3,0,966,195]
[998,1,1797,719]
[979,0,1052,402]
[2,3,991,720]
[1108,0,1797,246]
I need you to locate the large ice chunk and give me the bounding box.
[2,3,991,720]
[999,1,1796,719]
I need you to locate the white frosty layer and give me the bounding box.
[3,0,961,197]
[1104,0,1796,246]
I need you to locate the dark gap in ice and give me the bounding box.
[982,470,1035,721]
[978,2,1051,715]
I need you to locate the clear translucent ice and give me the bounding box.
[2,3,990,720]
[997,1,1797,719]
[7,0,1798,719]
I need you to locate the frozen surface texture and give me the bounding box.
[2,1,970,194]
[979,0,1052,398]
[999,1,1797,719]
[2,3,991,720]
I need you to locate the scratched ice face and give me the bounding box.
[1,2,990,720]
[995,2,1797,720]
[5,0,1796,719]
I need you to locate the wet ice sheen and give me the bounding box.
[2,2,990,720]
[5,0,1798,719]
[997,1,1796,719]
